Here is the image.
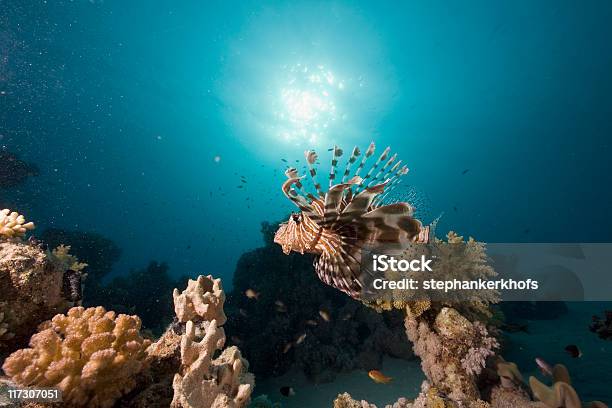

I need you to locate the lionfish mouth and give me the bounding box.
[274,142,432,299]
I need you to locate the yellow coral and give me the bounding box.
[0,209,35,239]
[52,244,88,272]
[2,306,151,408]
[407,299,431,317]
[427,387,450,408]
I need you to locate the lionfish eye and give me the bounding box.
[291,213,301,224]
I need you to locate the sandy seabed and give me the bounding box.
[254,302,612,407]
[255,357,425,407]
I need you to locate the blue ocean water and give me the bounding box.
[2,0,611,287]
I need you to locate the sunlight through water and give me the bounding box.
[274,63,346,145]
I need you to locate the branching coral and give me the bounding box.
[171,320,253,408]
[117,274,254,408]
[170,275,253,408]
[2,306,151,408]
[364,232,499,317]
[0,209,35,239]
[52,244,88,272]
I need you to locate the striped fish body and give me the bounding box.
[274,143,428,299]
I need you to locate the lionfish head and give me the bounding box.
[273,212,304,255]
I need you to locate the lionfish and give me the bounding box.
[274,142,432,299]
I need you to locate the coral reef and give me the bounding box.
[0,235,84,356]
[224,221,414,383]
[171,320,253,408]
[0,209,35,239]
[2,306,151,408]
[170,275,253,407]
[41,228,121,283]
[405,305,499,403]
[490,359,608,408]
[333,392,411,408]
[589,310,612,340]
[0,151,39,189]
[119,274,254,408]
[364,232,499,311]
[1,271,252,408]
[173,274,227,325]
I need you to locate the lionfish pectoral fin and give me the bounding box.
[361,203,422,245]
[315,248,363,299]
[339,180,389,223]
[282,177,321,221]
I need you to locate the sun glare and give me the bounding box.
[274,63,346,146]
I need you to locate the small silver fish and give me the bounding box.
[535,357,553,377]
[296,333,307,344]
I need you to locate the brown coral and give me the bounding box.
[0,239,81,354]
[2,306,151,408]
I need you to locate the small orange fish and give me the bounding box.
[319,310,331,322]
[282,343,293,354]
[245,288,260,300]
[368,370,393,384]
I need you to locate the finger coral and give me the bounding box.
[2,306,151,408]
[118,274,254,408]
[171,319,253,408]
[0,209,35,239]
[173,274,227,325]
[52,244,88,272]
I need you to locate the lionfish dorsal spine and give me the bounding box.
[305,150,324,198]
[371,161,406,206]
[340,146,361,183]
[355,146,390,194]
[367,152,397,188]
[328,146,344,187]
[352,142,375,179]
